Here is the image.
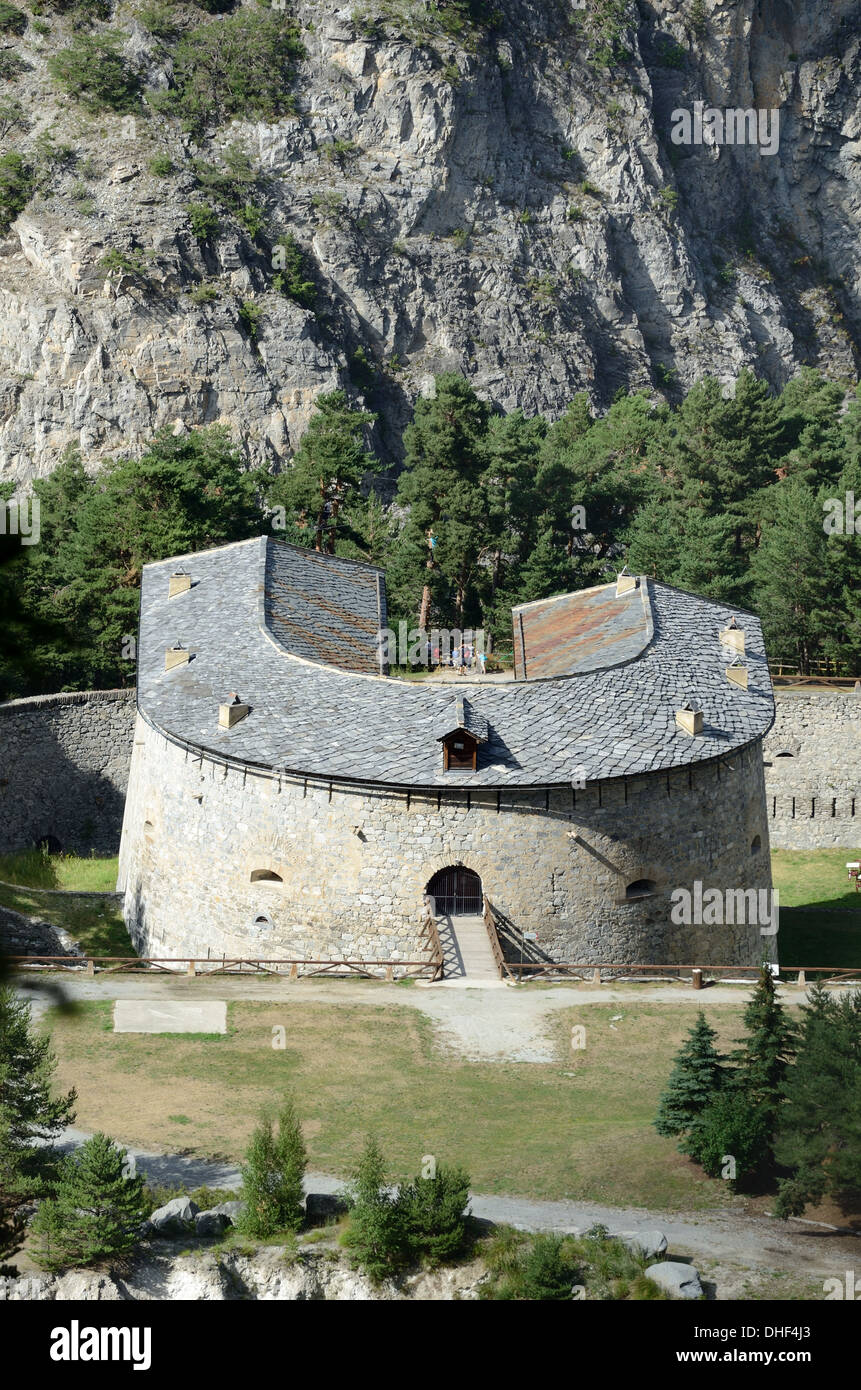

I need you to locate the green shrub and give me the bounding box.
[148,154,174,177]
[238,299,263,341]
[156,11,305,134]
[521,1234,581,1300]
[136,1,180,39]
[686,1087,771,1187]
[0,97,26,137]
[0,3,25,35]
[342,1137,406,1283]
[189,283,218,305]
[658,40,687,69]
[47,35,141,112]
[237,1098,307,1237]
[272,232,315,307]
[186,201,219,242]
[0,50,26,81]
[99,247,152,287]
[31,0,110,18]
[0,151,32,231]
[142,1183,235,1216]
[322,138,358,163]
[192,146,265,238]
[31,1134,146,1272]
[398,1164,471,1264]
[348,346,376,392]
[31,17,50,34]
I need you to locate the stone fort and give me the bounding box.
[1,537,857,971]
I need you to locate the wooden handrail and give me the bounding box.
[482,896,509,980]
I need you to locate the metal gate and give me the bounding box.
[426,866,482,916]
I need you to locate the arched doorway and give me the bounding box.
[426,866,483,916]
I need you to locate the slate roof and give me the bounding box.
[136,536,775,788]
[512,580,652,678]
[436,696,490,743]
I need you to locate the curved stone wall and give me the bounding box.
[119,715,773,968]
[0,690,136,856]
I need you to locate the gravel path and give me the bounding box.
[19,971,846,1065]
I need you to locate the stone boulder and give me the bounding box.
[148,1196,199,1236]
[645,1261,704,1300]
[304,1193,350,1227]
[208,1200,245,1225]
[195,1210,230,1238]
[616,1229,668,1261]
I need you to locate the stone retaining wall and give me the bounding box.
[0,690,136,856]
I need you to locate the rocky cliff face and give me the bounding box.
[2,0,861,483]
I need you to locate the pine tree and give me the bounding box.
[237,1098,307,1237]
[750,479,832,674]
[731,965,796,1132]
[774,985,861,1218]
[654,1012,726,1141]
[398,1162,471,1263]
[344,1136,406,1282]
[31,1133,146,1272]
[0,985,77,1190]
[266,391,382,554]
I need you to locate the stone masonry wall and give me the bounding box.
[119,715,774,969]
[764,692,861,850]
[0,690,136,855]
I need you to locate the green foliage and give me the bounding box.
[272,232,315,308]
[31,0,110,18]
[47,34,141,112]
[685,1088,772,1187]
[0,151,33,232]
[186,201,219,242]
[0,96,27,138]
[237,1097,307,1237]
[99,247,153,288]
[136,1,180,39]
[654,1012,726,1141]
[343,1136,405,1282]
[189,282,217,305]
[31,1133,146,1272]
[658,185,679,213]
[0,48,26,80]
[0,3,25,35]
[148,154,174,177]
[480,1226,661,1301]
[238,298,263,340]
[0,985,77,1191]
[658,40,687,69]
[192,145,264,238]
[7,428,264,693]
[156,11,305,134]
[774,985,861,1217]
[397,1164,471,1263]
[266,390,382,553]
[348,345,376,393]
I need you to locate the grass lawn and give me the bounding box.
[771,849,861,969]
[0,850,133,956]
[42,995,792,1212]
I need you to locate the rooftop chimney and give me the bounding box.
[165,643,190,671]
[719,615,745,655]
[675,701,704,736]
[219,693,250,728]
[169,569,192,599]
[616,566,638,597]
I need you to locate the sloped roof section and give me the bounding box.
[512,579,652,679]
[264,541,386,675]
[136,537,775,788]
[436,695,490,743]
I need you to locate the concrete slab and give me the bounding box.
[113,999,227,1034]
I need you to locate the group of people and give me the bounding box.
[431,644,487,675]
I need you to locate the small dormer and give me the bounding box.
[436,695,489,772]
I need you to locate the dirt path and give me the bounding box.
[20,972,849,1065]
